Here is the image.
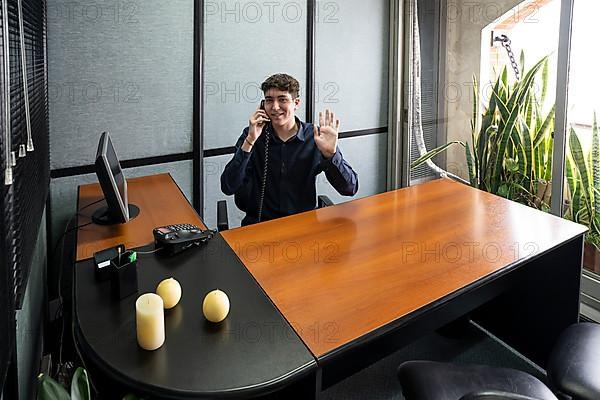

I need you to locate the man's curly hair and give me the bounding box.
[261,74,300,98]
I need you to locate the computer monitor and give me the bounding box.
[92,131,139,225]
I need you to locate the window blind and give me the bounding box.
[3,0,48,309]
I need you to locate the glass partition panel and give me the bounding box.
[562,1,600,280]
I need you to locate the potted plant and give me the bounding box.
[37,367,140,400]
[412,54,555,210]
[564,114,600,273]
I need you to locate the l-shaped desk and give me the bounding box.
[73,173,587,399]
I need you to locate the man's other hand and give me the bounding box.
[314,109,339,159]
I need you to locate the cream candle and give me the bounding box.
[202,289,230,323]
[156,277,181,309]
[136,293,165,350]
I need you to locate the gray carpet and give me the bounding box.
[321,321,546,400]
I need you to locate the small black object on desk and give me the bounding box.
[110,249,138,300]
[94,244,125,281]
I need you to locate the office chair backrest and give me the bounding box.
[460,391,549,400]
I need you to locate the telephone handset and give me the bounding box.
[257,100,269,222]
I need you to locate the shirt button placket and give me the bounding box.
[281,144,286,174]
[280,144,285,209]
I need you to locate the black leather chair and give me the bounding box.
[216,195,334,232]
[398,361,558,400]
[398,322,600,400]
[546,322,600,400]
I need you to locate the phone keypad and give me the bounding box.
[166,223,200,232]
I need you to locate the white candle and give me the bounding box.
[203,289,230,323]
[136,293,165,350]
[156,277,182,309]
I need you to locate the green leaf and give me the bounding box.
[534,144,541,180]
[37,374,70,400]
[493,87,510,121]
[477,114,493,165]
[471,75,480,175]
[566,153,580,220]
[498,184,509,197]
[533,105,555,148]
[488,76,501,119]
[593,113,600,221]
[569,127,594,221]
[500,66,509,101]
[525,92,533,128]
[71,367,91,400]
[480,124,498,186]
[465,144,477,187]
[472,75,478,132]
[506,158,519,173]
[510,126,526,176]
[410,141,464,169]
[534,101,543,133]
[540,58,549,106]
[520,117,533,188]
[519,50,525,79]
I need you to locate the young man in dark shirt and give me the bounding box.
[220,73,358,226]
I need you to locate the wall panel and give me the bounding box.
[48,0,194,168]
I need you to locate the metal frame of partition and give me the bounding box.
[193,0,204,213]
[550,0,575,217]
[387,0,405,190]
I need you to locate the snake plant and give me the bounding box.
[565,113,600,243]
[413,55,555,209]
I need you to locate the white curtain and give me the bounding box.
[409,0,467,184]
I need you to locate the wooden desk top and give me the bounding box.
[76,174,205,261]
[221,179,587,358]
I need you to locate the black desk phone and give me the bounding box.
[153,223,214,256]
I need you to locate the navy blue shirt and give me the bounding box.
[221,117,358,225]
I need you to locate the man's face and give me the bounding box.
[263,88,300,128]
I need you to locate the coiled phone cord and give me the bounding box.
[257,125,269,222]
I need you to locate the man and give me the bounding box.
[220,73,358,226]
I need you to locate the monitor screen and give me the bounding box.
[93,132,138,225]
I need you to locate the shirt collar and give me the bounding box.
[270,117,307,143]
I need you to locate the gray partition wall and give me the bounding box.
[48,1,194,166]
[47,0,195,293]
[315,0,389,131]
[204,0,390,229]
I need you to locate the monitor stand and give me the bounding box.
[91,204,140,225]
